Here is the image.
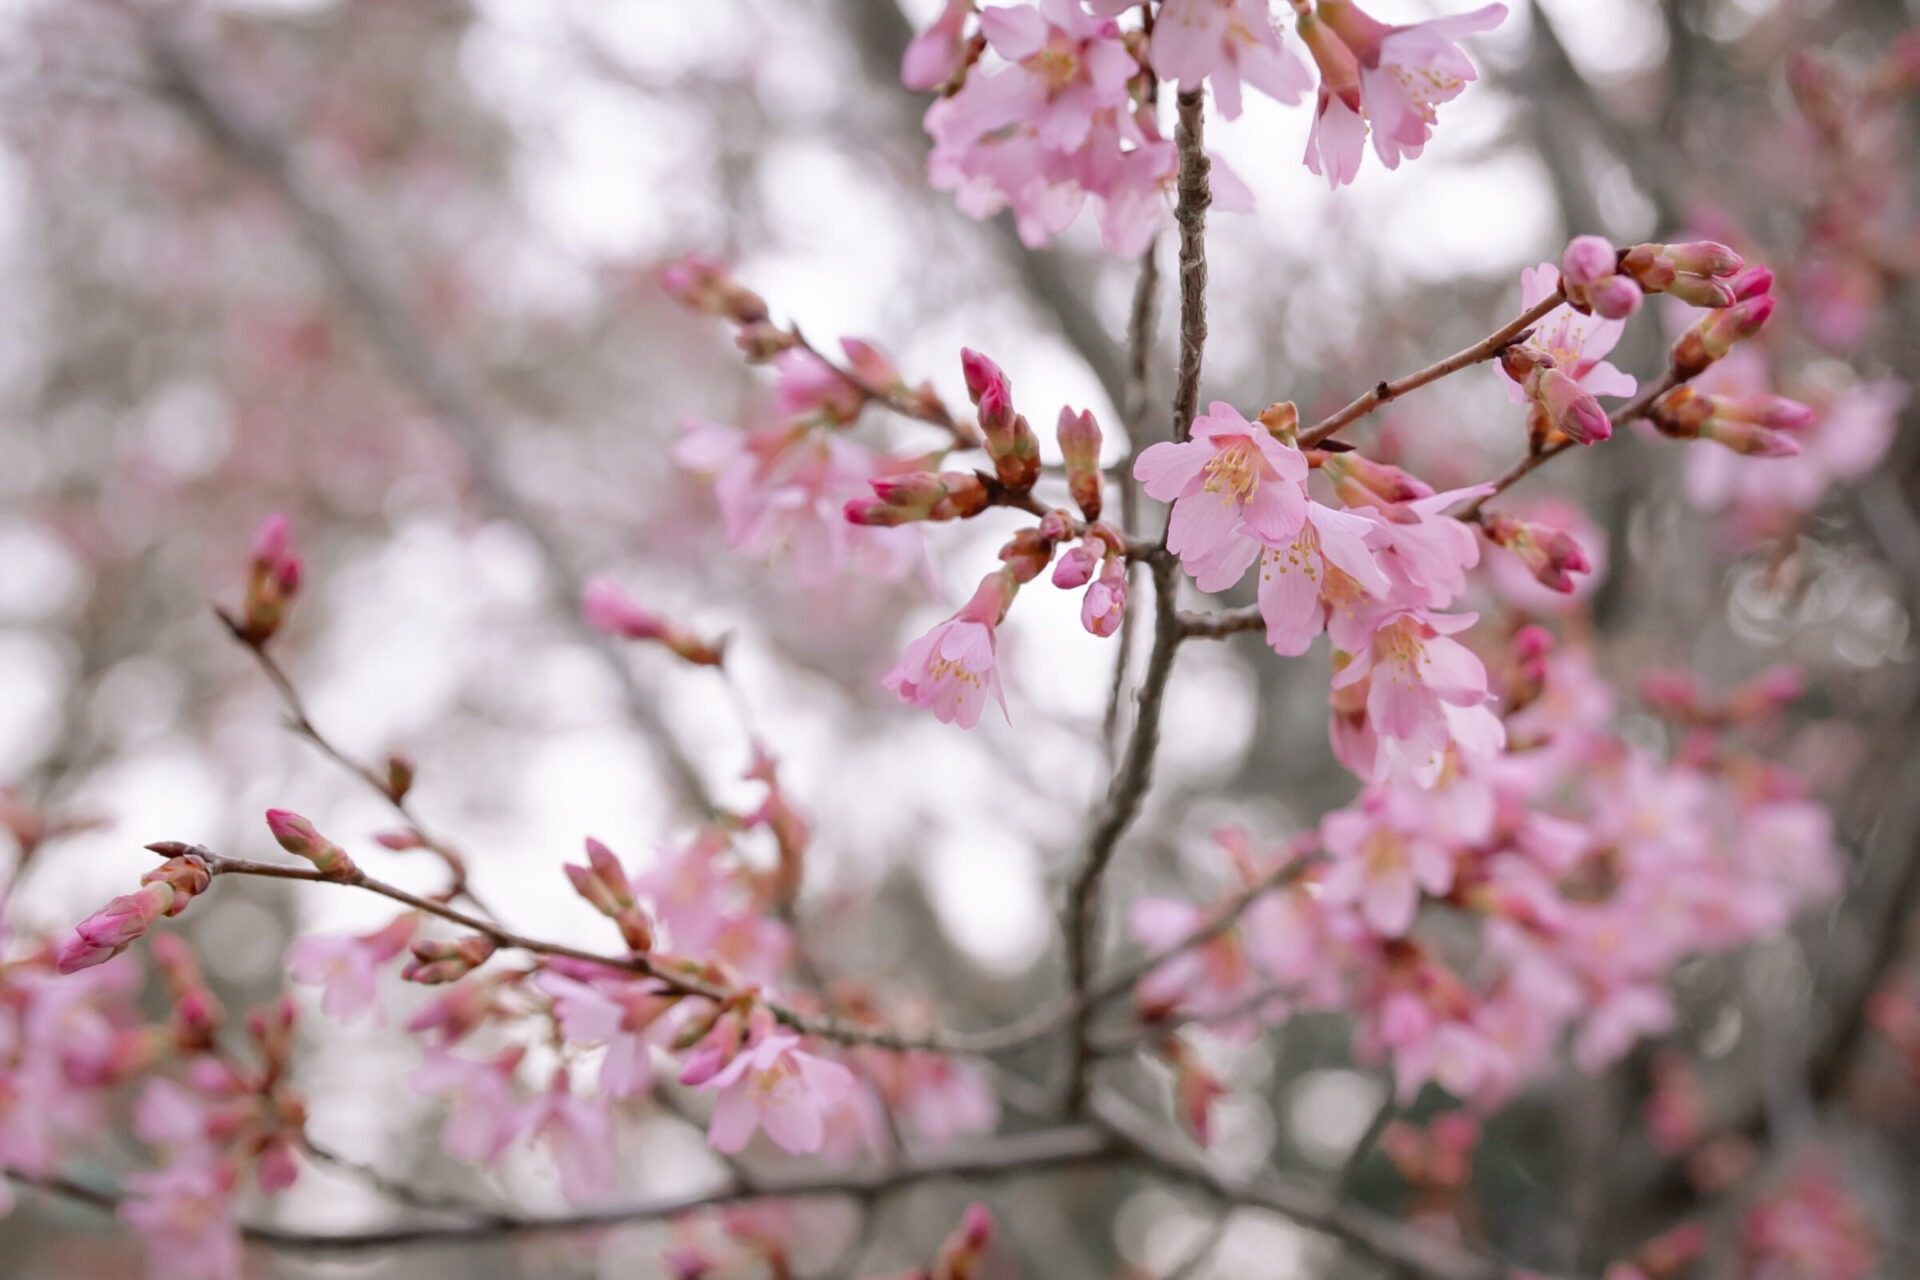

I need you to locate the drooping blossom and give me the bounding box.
[901,0,975,93]
[883,568,1016,728]
[1135,401,1309,591]
[1142,0,1312,119]
[1303,1,1508,188]
[534,969,675,1099]
[1331,611,1505,786]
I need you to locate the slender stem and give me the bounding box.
[7,1125,1115,1254]
[1299,286,1566,449]
[789,329,980,448]
[1106,239,1163,766]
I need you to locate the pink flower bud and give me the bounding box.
[1532,367,1613,445]
[934,1200,996,1280]
[1663,240,1744,278]
[1670,296,1773,378]
[249,513,291,567]
[870,471,950,509]
[1051,541,1101,589]
[1728,265,1774,300]
[1714,394,1815,432]
[1081,559,1128,637]
[959,348,1007,407]
[1056,407,1102,472]
[266,809,357,879]
[843,497,912,526]
[1663,274,1737,309]
[1701,419,1802,457]
[1587,275,1644,321]
[839,338,900,391]
[902,0,972,92]
[581,576,725,666]
[373,828,426,850]
[1297,12,1364,110]
[1485,513,1593,593]
[56,883,175,973]
[1560,235,1617,288]
[402,935,499,985]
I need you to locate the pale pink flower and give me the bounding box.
[1150,0,1312,119]
[1135,401,1309,591]
[1365,484,1491,611]
[1332,611,1504,786]
[883,569,1016,728]
[891,1054,1001,1144]
[411,1048,535,1165]
[1572,980,1673,1073]
[902,0,974,92]
[1256,499,1392,655]
[698,1031,857,1155]
[1320,794,1457,937]
[1314,1,1509,179]
[534,971,669,1100]
[1130,896,1261,1037]
[119,1160,243,1280]
[285,914,415,1023]
[1483,496,1606,612]
[528,1079,618,1202]
[922,0,1175,252]
[1504,265,1637,403]
[675,418,923,588]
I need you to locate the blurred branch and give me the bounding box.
[1091,1092,1581,1280]
[130,14,717,819]
[6,1122,1115,1253]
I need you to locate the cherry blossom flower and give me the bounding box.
[1505,264,1638,402]
[695,1026,858,1155]
[1320,793,1459,937]
[1305,1,1509,186]
[1135,401,1309,591]
[883,568,1017,728]
[1130,896,1262,1037]
[119,1160,243,1280]
[1147,0,1312,119]
[411,1047,535,1165]
[902,0,975,93]
[528,1077,618,1202]
[675,418,923,588]
[285,913,415,1023]
[1256,499,1392,655]
[1332,611,1504,785]
[534,970,673,1100]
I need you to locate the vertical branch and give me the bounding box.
[1062,91,1212,1116]
[1104,242,1162,763]
[1170,90,1210,444]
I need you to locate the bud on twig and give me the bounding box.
[266,809,358,879]
[402,935,498,985]
[1483,513,1593,593]
[1056,407,1104,521]
[1670,295,1774,380]
[581,576,726,666]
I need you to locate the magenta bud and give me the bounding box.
[844,497,910,526]
[266,809,356,878]
[1701,420,1803,457]
[960,348,1007,406]
[1560,235,1617,288]
[1728,266,1773,301]
[1716,394,1815,431]
[1052,542,1100,589]
[1587,276,1644,321]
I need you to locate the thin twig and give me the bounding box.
[1298,286,1565,449]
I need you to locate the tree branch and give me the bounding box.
[134,17,716,819]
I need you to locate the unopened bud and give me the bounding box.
[1484,513,1593,593]
[581,576,725,666]
[1587,275,1643,321]
[999,527,1058,584]
[1663,241,1744,278]
[265,809,357,879]
[1728,265,1773,301]
[1663,274,1737,309]
[733,320,798,362]
[1671,296,1774,378]
[402,935,498,985]
[384,754,415,803]
[933,1202,996,1280]
[1081,559,1128,638]
[1560,235,1617,288]
[1057,407,1104,521]
[1257,401,1300,442]
[1529,366,1612,445]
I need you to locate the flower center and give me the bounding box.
[1202,439,1261,505]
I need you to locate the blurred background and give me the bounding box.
[1,0,1918,1275]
